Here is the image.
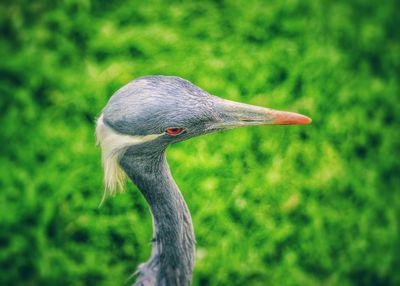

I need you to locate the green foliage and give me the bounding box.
[1,0,399,285]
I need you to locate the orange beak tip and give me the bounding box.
[273,112,312,125]
[298,115,312,125]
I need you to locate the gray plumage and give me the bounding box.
[97,75,311,286]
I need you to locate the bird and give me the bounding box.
[96,75,311,286]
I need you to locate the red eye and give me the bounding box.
[165,127,185,135]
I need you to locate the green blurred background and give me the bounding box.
[1,0,399,285]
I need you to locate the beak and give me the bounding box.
[211,97,311,129]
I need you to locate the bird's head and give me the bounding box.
[96,76,311,194]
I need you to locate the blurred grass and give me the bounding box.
[0,0,399,285]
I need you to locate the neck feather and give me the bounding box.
[120,150,195,286]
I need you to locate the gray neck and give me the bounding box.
[120,150,195,286]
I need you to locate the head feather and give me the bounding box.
[96,114,163,201]
[96,114,129,199]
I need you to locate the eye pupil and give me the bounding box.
[166,127,184,135]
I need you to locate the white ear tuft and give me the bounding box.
[96,114,129,198]
[96,114,164,201]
